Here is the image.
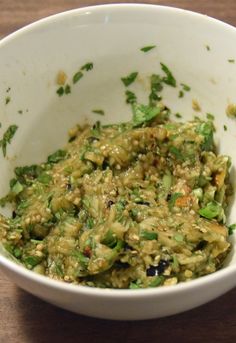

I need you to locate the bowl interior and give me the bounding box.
[0,4,236,267]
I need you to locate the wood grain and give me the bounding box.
[0,1,236,342]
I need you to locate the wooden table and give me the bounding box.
[0,1,236,342]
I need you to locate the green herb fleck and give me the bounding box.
[160,63,176,87]
[175,113,182,118]
[206,45,211,51]
[64,84,71,94]
[148,275,164,287]
[0,124,18,157]
[181,83,191,91]
[129,281,141,289]
[23,256,41,268]
[11,181,24,195]
[5,96,11,105]
[206,113,215,121]
[56,86,64,96]
[101,230,117,248]
[178,90,184,98]
[81,62,93,71]
[228,223,236,235]
[169,146,183,160]
[121,72,138,87]
[92,110,105,116]
[132,103,160,127]
[149,74,163,105]
[47,149,67,164]
[18,110,23,114]
[228,59,235,63]
[140,45,156,52]
[223,124,228,131]
[196,121,214,151]
[73,71,83,84]
[125,90,137,104]
[140,230,158,240]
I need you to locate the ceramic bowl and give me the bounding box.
[0,4,236,320]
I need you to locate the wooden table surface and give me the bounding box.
[0,1,236,342]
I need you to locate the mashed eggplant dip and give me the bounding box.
[0,103,233,289]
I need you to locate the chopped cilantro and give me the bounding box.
[228,223,236,235]
[64,84,71,94]
[175,113,182,118]
[101,229,117,248]
[196,121,214,151]
[18,110,23,114]
[206,45,211,51]
[132,103,160,127]
[169,146,184,160]
[92,110,105,116]
[5,96,11,105]
[228,59,235,63]
[181,83,191,91]
[81,62,93,71]
[178,90,184,98]
[160,63,176,87]
[206,113,215,121]
[121,72,138,87]
[140,45,156,52]
[149,74,163,105]
[47,149,67,164]
[0,124,18,157]
[223,124,228,131]
[140,230,158,240]
[73,71,83,84]
[56,86,64,96]
[23,255,41,268]
[125,90,137,104]
[11,181,24,195]
[148,275,164,287]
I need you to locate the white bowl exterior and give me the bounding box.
[0,4,236,319]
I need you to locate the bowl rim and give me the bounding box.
[0,2,236,297]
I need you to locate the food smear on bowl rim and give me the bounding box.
[0,61,234,289]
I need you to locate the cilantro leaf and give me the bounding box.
[181,83,191,91]
[121,72,138,87]
[196,121,214,151]
[125,90,137,104]
[56,86,64,96]
[0,124,18,157]
[149,74,163,105]
[140,230,158,240]
[81,62,93,71]
[228,223,236,235]
[160,63,176,87]
[47,149,67,164]
[73,71,83,84]
[140,45,156,52]
[132,103,161,127]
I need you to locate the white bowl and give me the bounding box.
[0,4,236,320]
